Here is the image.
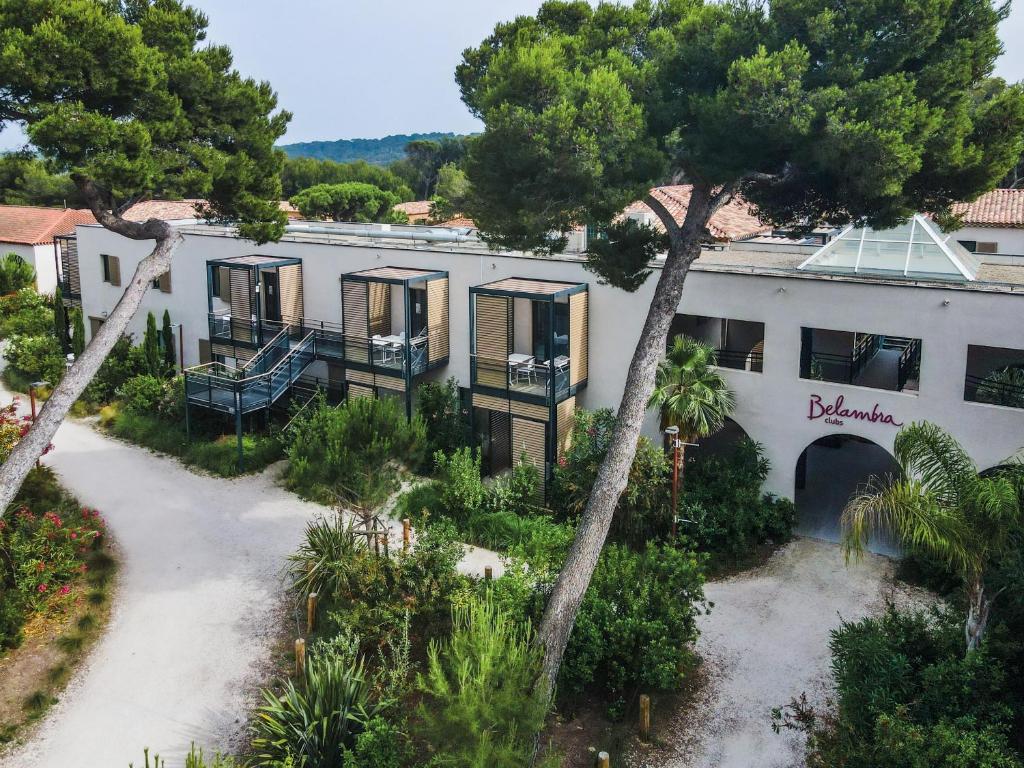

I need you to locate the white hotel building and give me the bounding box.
[57,188,1024,546]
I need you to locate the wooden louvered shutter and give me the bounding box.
[475,295,510,388]
[108,255,121,287]
[158,270,172,293]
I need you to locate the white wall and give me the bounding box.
[73,223,1024,503]
[0,241,58,294]
[949,225,1024,256]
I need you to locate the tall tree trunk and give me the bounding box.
[534,182,725,697]
[965,575,991,653]
[0,228,182,510]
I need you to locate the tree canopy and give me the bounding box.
[0,153,85,208]
[458,0,1024,277]
[290,182,408,223]
[0,0,290,242]
[280,156,415,200]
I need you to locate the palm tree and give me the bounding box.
[648,335,735,441]
[842,421,1024,653]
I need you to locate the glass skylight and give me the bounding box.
[798,214,980,281]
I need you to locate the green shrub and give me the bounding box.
[4,332,64,385]
[285,396,426,507]
[342,716,412,768]
[483,457,539,517]
[1,467,106,649]
[116,374,166,415]
[0,253,34,295]
[433,447,486,524]
[681,438,796,559]
[393,481,444,524]
[551,408,673,545]
[291,514,466,654]
[416,593,547,768]
[0,289,52,339]
[778,604,1024,767]
[562,542,707,699]
[81,335,148,405]
[417,377,465,456]
[252,644,380,768]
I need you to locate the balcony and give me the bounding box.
[469,278,588,407]
[670,314,764,372]
[964,345,1024,409]
[800,327,921,393]
[340,266,449,399]
[206,254,304,358]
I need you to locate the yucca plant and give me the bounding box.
[287,513,364,601]
[252,646,378,768]
[842,421,1024,653]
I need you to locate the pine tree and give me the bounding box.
[143,311,160,376]
[161,309,175,373]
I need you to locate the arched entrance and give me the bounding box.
[794,434,901,556]
[696,417,753,459]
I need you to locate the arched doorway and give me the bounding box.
[696,417,753,459]
[794,434,901,556]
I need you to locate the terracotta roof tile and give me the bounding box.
[123,199,204,221]
[394,200,433,217]
[0,205,96,245]
[624,185,770,241]
[950,188,1024,229]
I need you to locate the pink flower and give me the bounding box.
[37,583,47,593]
[59,585,71,596]
[70,532,77,540]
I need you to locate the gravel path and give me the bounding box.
[0,377,503,767]
[632,538,926,768]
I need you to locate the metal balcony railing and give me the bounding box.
[470,354,570,402]
[965,372,1024,408]
[714,348,764,373]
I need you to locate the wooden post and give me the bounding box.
[307,592,318,633]
[597,751,610,768]
[402,518,411,552]
[294,638,306,679]
[639,694,651,741]
[484,565,493,581]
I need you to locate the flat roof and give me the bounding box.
[343,266,446,282]
[208,254,301,268]
[472,277,585,298]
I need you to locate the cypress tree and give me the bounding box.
[143,311,160,376]
[70,308,85,357]
[53,286,67,352]
[161,309,175,372]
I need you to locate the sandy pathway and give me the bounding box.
[632,538,923,768]
[0,379,502,767]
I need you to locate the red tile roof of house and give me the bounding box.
[624,185,770,241]
[0,205,96,245]
[394,200,432,218]
[123,199,204,221]
[950,188,1024,229]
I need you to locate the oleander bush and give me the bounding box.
[80,334,149,406]
[285,396,427,507]
[116,374,166,415]
[0,466,106,650]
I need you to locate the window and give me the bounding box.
[670,314,765,372]
[800,327,921,393]
[88,316,104,338]
[964,345,1024,408]
[957,240,999,254]
[154,271,171,293]
[100,254,121,286]
[211,266,221,298]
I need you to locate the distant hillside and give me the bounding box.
[278,132,466,165]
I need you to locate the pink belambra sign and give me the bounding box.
[807,394,904,428]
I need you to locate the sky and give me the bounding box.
[1,0,1023,151]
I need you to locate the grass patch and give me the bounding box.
[86,589,106,607]
[46,663,69,685]
[22,691,51,713]
[76,614,97,632]
[108,410,283,477]
[55,633,84,654]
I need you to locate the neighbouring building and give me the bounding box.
[63,189,1024,552]
[0,204,95,293]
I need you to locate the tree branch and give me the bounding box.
[72,175,169,242]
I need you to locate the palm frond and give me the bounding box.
[894,422,976,505]
[841,475,972,575]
